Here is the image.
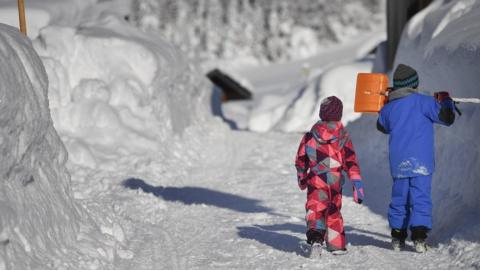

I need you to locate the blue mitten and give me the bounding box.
[352,180,364,204]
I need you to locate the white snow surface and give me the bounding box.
[0,24,110,270]
[0,0,479,269]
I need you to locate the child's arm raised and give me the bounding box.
[423,92,455,126]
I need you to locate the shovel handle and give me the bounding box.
[452,98,480,104]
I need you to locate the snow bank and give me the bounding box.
[277,59,374,132]
[33,14,230,174]
[245,58,374,133]
[0,24,94,269]
[0,10,231,268]
[225,30,385,133]
[394,0,480,241]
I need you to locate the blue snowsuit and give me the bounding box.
[377,88,454,230]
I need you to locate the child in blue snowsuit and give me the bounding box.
[376,64,455,252]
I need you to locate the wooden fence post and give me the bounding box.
[18,0,27,35]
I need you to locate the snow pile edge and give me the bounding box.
[0,24,84,269]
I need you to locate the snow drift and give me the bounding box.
[237,31,384,133]
[274,59,374,132]
[0,11,232,269]
[0,24,89,269]
[33,14,231,173]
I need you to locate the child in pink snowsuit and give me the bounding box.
[295,96,364,252]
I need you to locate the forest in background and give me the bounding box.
[132,0,385,63]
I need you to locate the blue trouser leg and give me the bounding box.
[409,175,432,229]
[388,178,410,229]
[388,175,433,230]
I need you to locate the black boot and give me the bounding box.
[411,226,429,253]
[305,229,326,258]
[306,229,325,245]
[391,228,407,251]
[410,226,429,241]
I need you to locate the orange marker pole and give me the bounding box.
[18,0,27,35]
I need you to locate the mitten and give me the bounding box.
[434,91,455,111]
[434,91,454,106]
[352,180,364,204]
[434,91,451,102]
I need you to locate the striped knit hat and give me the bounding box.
[393,64,419,89]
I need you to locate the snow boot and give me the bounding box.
[411,226,429,253]
[392,238,406,252]
[391,228,407,251]
[305,229,325,258]
[299,241,323,258]
[310,242,323,258]
[413,239,428,253]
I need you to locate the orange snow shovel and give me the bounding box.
[354,73,480,114]
[354,73,389,113]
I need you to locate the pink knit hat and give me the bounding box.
[319,96,343,121]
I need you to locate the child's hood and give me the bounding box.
[310,121,347,146]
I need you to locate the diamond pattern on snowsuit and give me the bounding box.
[295,121,362,250]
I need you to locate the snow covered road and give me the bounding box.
[72,131,462,269]
[1,1,479,269]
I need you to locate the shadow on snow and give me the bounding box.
[344,226,392,250]
[122,178,272,213]
[237,226,305,256]
[236,223,392,255]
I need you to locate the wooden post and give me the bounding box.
[18,0,27,35]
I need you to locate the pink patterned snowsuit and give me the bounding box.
[295,121,362,250]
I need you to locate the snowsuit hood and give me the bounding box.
[310,121,347,151]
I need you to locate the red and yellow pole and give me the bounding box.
[18,0,27,35]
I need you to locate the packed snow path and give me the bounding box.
[73,131,460,270]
